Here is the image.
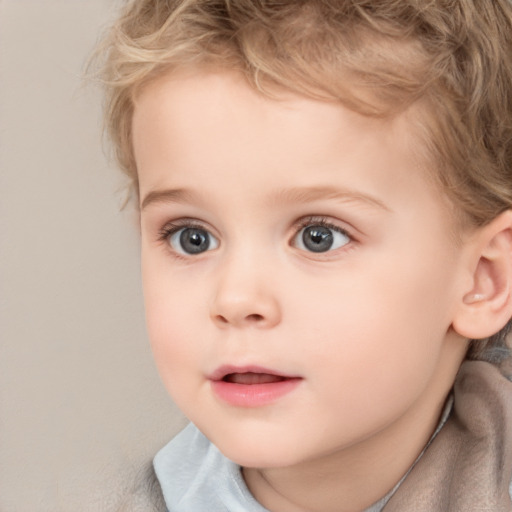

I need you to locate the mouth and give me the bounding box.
[209,366,302,407]
[209,365,300,383]
[221,372,292,385]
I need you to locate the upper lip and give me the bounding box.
[208,365,301,382]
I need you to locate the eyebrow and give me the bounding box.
[141,185,391,212]
[141,188,196,210]
[268,186,392,212]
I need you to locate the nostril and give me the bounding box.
[246,313,264,322]
[213,313,264,326]
[216,315,229,324]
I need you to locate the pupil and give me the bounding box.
[303,225,333,252]
[180,228,209,254]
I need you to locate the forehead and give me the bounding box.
[132,68,454,226]
[132,69,380,169]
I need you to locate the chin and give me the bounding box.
[221,445,297,469]
[207,427,305,468]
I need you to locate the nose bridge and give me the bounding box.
[210,243,281,328]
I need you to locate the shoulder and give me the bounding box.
[113,460,167,512]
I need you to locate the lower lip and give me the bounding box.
[210,378,302,407]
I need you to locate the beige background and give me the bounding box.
[0,1,186,510]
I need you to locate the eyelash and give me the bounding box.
[293,216,352,240]
[157,216,354,256]
[158,220,206,242]
[157,219,214,259]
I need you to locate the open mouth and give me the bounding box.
[210,367,302,407]
[221,372,291,385]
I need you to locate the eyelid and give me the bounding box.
[159,218,203,239]
[158,217,218,237]
[293,216,354,238]
[158,218,220,256]
[291,216,355,252]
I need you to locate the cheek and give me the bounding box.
[291,256,456,394]
[142,247,207,334]
[145,296,206,411]
[145,291,201,349]
[142,259,207,387]
[287,306,439,440]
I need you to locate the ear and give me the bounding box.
[452,210,512,339]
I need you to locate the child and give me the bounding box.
[96,1,512,510]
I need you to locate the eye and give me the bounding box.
[167,226,219,255]
[294,223,350,253]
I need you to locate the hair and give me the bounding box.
[93,0,512,362]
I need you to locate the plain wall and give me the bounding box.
[0,1,187,510]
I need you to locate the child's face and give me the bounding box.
[134,70,469,468]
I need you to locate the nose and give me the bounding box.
[209,257,282,329]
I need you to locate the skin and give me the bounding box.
[133,69,473,512]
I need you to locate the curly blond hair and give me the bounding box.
[94,0,512,361]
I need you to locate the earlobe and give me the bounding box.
[453,210,512,340]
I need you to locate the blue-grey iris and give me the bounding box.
[179,228,210,254]
[302,225,334,252]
